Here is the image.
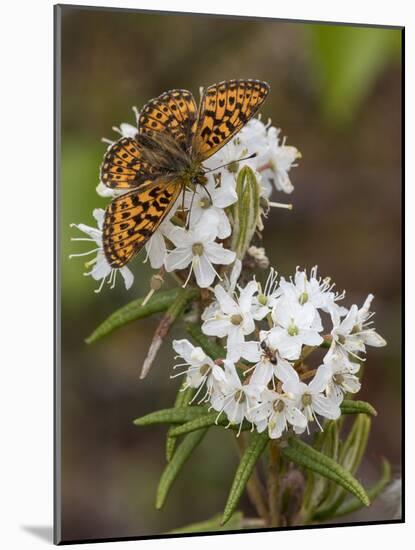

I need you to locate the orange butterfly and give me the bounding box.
[100,79,270,268]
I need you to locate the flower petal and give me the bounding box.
[164,248,193,272]
[193,254,217,288]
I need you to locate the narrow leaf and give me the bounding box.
[301,421,340,518]
[186,324,226,360]
[340,399,377,417]
[169,412,251,437]
[86,288,194,343]
[133,406,208,427]
[312,414,371,518]
[282,437,370,507]
[168,512,243,534]
[332,459,391,518]
[156,429,207,509]
[222,432,269,525]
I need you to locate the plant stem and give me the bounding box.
[235,434,270,525]
[267,439,281,527]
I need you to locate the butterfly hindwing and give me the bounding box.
[139,89,198,150]
[103,178,182,267]
[193,79,270,160]
[100,137,160,189]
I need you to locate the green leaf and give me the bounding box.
[186,324,226,360]
[169,412,251,437]
[168,512,243,534]
[310,25,401,125]
[301,421,340,518]
[332,458,391,518]
[166,385,195,462]
[86,288,198,343]
[340,399,377,417]
[312,414,371,519]
[222,432,269,525]
[133,406,208,427]
[282,437,370,508]
[156,429,208,509]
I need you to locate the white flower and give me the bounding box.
[266,297,323,360]
[247,334,294,387]
[171,339,226,403]
[278,266,347,318]
[237,117,270,156]
[143,218,178,269]
[280,363,341,429]
[251,267,279,320]
[70,209,134,292]
[201,259,242,323]
[112,122,138,139]
[210,362,263,434]
[249,388,307,439]
[329,294,386,361]
[201,280,259,360]
[262,127,301,194]
[323,354,361,404]
[184,172,237,238]
[203,125,259,174]
[164,216,235,288]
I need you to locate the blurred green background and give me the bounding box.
[59,6,402,541]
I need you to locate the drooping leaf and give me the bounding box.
[300,421,340,520]
[86,288,198,343]
[332,458,391,518]
[168,512,243,534]
[340,399,377,417]
[222,432,269,525]
[156,429,208,509]
[311,413,371,519]
[281,437,370,508]
[133,406,208,427]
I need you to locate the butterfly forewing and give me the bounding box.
[103,179,182,267]
[100,137,161,189]
[139,89,198,151]
[193,79,270,160]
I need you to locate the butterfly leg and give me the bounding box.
[185,186,198,229]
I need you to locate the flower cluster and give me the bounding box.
[172,266,386,438]
[70,111,300,292]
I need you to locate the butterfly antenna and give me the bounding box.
[204,152,257,173]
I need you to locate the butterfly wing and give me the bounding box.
[193,79,270,160]
[103,178,182,267]
[100,137,161,189]
[138,89,198,151]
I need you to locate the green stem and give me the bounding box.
[267,440,281,527]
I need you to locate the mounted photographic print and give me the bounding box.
[54,4,404,544]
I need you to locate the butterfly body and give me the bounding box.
[100,79,270,268]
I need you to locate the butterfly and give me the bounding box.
[100,79,270,268]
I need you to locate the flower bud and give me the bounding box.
[231,166,262,260]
